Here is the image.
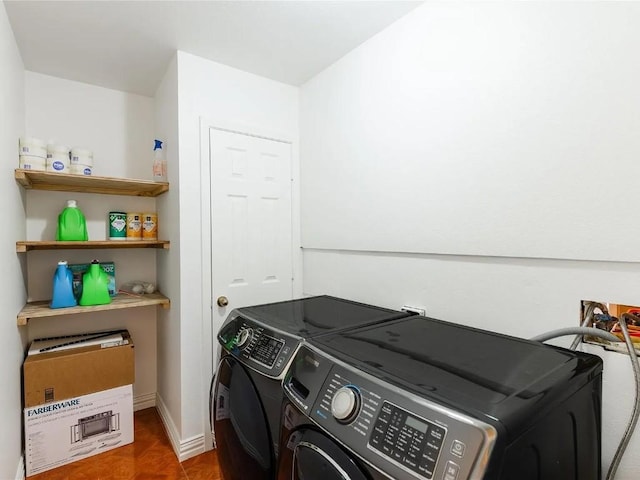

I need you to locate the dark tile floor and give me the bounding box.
[29,408,221,479]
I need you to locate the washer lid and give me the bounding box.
[237,295,409,338]
[310,315,603,430]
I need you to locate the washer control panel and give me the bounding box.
[218,314,298,378]
[370,401,445,479]
[283,345,496,480]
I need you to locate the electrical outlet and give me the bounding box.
[401,305,426,316]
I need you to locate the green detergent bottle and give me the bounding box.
[56,200,88,241]
[79,261,112,306]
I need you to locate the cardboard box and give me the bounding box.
[69,261,116,298]
[23,330,134,408]
[24,384,133,477]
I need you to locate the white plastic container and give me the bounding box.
[47,144,70,161]
[19,137,47,158]
[46,158,70,173]
[69,164,92,176]
[70,148,93,166]
[19,155,46,171]
[46,144,71,173]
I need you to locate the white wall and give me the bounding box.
[0,3,27,479]
[301,1,640,262]
[154,55,182,436]
[25,72,154,180]
[24,72,158,407]
[300,2,640,479]
[171,51,299,456]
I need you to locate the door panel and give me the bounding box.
[210,128,294,334]
[291,429,370,480]
[213,356,274,480]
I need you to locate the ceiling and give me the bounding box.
[4,0,423,97]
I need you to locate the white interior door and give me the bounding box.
[210,128,294,336]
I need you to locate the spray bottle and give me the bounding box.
[152,139,166,182]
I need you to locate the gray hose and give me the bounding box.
[532,319,640,480]
[530,327,621,344]
[605,314,640,480]
[570,302,609,350]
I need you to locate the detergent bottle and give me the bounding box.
[56,200,88,241]
[79,261,112,306]
[50,261,77,308]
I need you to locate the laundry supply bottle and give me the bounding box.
[50,261,77,308]
[152,139,166,182]
[79,260,112,306]
[56,200,88,241]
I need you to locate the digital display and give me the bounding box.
[405,415,428,433]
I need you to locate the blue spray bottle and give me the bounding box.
[50,261,77,308]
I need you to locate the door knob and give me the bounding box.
[217,296,229,307]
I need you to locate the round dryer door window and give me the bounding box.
[292,429,369,480]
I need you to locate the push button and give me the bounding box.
[430,427,444,441]
[418,459,435,477]
[450,440,466,458]
[443,461,459,480]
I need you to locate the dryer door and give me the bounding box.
[291,429,370,480]
[213,356,274,480]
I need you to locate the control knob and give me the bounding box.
[236,328,253,349]
[331,386,361,424]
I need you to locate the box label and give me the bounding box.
[24,385,133,476]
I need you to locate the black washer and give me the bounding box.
[211,295,411,480]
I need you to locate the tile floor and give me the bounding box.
[28,407,221,480]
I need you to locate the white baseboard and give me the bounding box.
[155,393,205,462]
[134,392,156,411]
[15,455,24,480]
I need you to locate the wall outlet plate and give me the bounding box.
[401,305,426,316]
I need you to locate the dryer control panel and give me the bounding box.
[218,313,299,378]
[283,345,496,480]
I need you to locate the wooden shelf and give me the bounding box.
[15,169,171,325]
[16,240,170,252]
[15,169,169,197]
[17,292,170,325]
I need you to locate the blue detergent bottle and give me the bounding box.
[50,261,77,308]
[56,200,88,241]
